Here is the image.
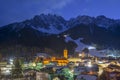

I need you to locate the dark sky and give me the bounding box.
[0,0,120,27]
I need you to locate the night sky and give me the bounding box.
[0,0,120,27]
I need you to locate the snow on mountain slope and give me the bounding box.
[1,14,120,49]
[1,14,120,55]
[29,14,67,34]
[68,15,120,29]
[95,15,116,28]
[2,14,120,35]
[1,14,68,34]
[74,38,88,52]
[31,25,67,34]
[67,15,94,28]
[65,36,106,57]
[65,36,88,51]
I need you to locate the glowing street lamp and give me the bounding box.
[32,63,36,67]
[87,62,92,67]
[79,53,82,57]
[6,70,10,73]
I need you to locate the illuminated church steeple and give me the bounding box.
[63,48,68,58]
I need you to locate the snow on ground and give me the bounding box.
[65,36,105,57]
[65,36,88,52]
[65,36,73,43]
[74,38,88,52]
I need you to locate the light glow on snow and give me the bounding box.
[88,46,96,50]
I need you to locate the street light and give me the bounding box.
[87,62,92,67]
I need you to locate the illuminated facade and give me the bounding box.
[34,49,69,66]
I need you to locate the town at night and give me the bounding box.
[0,0,120,80]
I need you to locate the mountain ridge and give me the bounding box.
[1,14,120,33]
[0,14,120,55]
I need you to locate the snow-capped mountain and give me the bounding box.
[1,14,120,35]
[0,14,120,54]
[67,15,120,29]
[29,14,68,34]
[1,14,68,34]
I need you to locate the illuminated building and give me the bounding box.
[42,58,69,66]
[35,57,68,66]
[43,59,50,65]
[34,49,69,66]
[68,58,82,63]
[81,51,85,58]
[53,58,68,66]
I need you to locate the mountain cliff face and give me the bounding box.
[0,14,120,54]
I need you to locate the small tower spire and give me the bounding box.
[63,48,68,58]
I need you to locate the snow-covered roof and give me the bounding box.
[76,75,97,80]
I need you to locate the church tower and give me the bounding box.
[63,48,68,58]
